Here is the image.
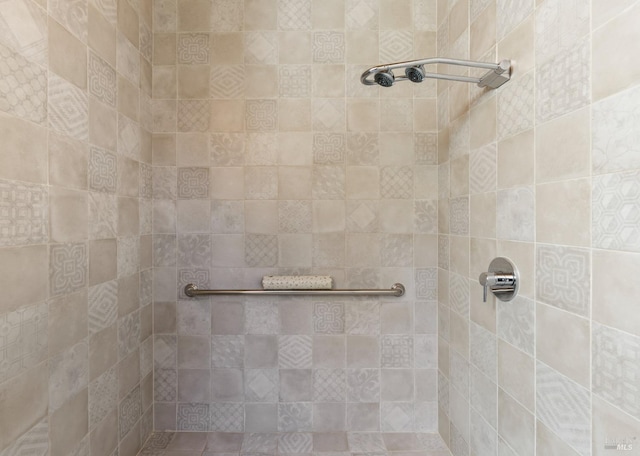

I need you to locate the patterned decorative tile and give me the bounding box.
[278,0,311,30]
[279,335,312,369]
[347,368,379,402]
[278,403,313,432]
[314,369,346,401]
[470,323,496,381]
[278,433,312,453]
[592,84,640,174]
[497,70,534,141]
[593,323,640,421]
[154,368,177,402]
[153,167,177,200]
[246,99,277,131]
[381,166,413,199]
[536,244,590,317]
[593,170,640,252]
[279,65,311,98]
[279,201,311,233]
[154,335,177,368]
[49,0,87,42]
[246,133,277,165]
[536,362,591,455]
[141,432,174,452]
[211,335,244,367]
[313,303,345,334]
[381,335,413,368]
[449,273,469,317]
[313,133,346,164]
[535,0,590,64]
[244,31,277,64]
[177,402,210,431]
[497,0,533,39]
[312,166,345,199]
[88,51,116,107]
[178,33,210,64]
[449,197,469,236]
[346,201,378,232]
[88,281,117,335]
[211,133,245,166]
[379,30,413,62]
[140,20,152,61]
[245,233,278,267]
[211,0,243,30]
[178,269,209,300]
[210,403,244,432]
[0,417,49,456]
[117,236,139,277]
[119,386,141,438]
[89,193,117,239]
[0,0,47,65]
[345,302,379,335]
[48,73,88,141]
[0,180,48,246]
[312,98,344,131]
[414,200,437,234]
[536,40,590,124]
[497,296,535,355]
[415,268,437,301]
[469,143,496,194]
[50,243,87,297]
[89,366,117,429]
[245,369,278,402]
[177,234,212,267]
[117,31,140,85]
[346,0,378,29]
[347,132,379,165]
[245,302,279,334]
[0,302,47,383]
[415,132,438,165]
[210,64,245,99]
[153,234,176,267]
[178,100,210,132]
[381,402,414,431]
[177,167,209,199]
[245,166,277,199]
[242,433,279,453]
[380,234,412,266]
[140,163,153,199]
[211,201,244,234]
[348,432,386,452]
[312,32,344,63]
[496,186,534,242]
[118,311,140,359]
[414,0,436,30]
[117,113,141,160]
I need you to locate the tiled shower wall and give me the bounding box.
[436,0,640,455]
[150,0,441,433]
[0,0,154,453]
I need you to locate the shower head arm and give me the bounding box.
[360,57,511,88]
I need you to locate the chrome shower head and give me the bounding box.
[405,65,425,83]
[374,71,395,87]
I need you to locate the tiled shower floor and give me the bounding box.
[138,431,452,456]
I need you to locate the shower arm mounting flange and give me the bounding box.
[360,57,512,89]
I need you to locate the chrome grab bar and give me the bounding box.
[184,283,405,297]
[361,57,512,89]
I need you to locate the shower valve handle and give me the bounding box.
[478,257,520,303]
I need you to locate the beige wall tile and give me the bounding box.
[210,99,245,131]
[470,2,496,60]
[593,249,640,337]
[592,395,640,456]
[50,389,88,456]
[177,0,210,31]
[49,131,88,190]
[89,239,117,285]
[118,0,139,46]
[497,129,533,189]
[498,388,535,454]
[211,32,243,64]
[178,65,211,99]
[50,187,89,242]
[244,0,277,30]
[470,96,496,149]
[536,107,590,183]
[90,408,118,456]
[536,419,580,456]
[48,290,88,356]
[49,18,87,89]
[89,97,118,151]
[449,0,469,44]
[0,113,48,183]
[380,0,412,29]
[0,245,48,313]
[498,15,534,75]
[118,76,140,120]
[592,2,640,101]
[536,302,590,387]
[536,179,591,247]
[0,363,48,451]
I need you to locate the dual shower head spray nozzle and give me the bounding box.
[373,65,425,87]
